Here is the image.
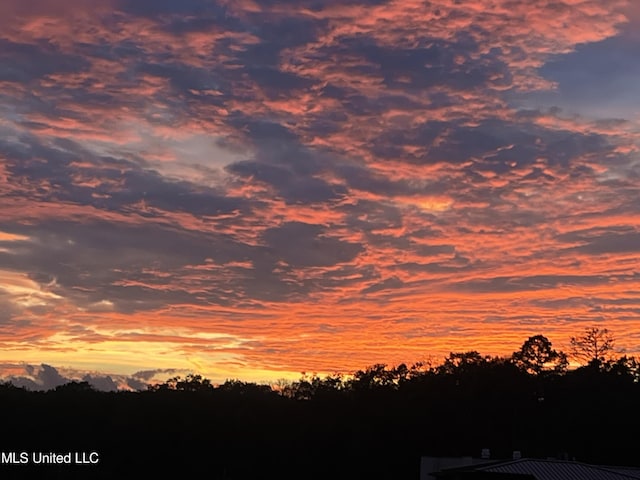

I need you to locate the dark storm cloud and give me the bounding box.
[225,127,352,204]
[453,274,618,294]
[393,260,474,275]
[342,200,404,232]
[138,62,228,94]
[242,65,315,97]
[358,39,511,91]
[0,220,257,312]
[119,169,245,215]
[243,120,300,144]
[246,0,389,8]
[261,221,362,268]
[117,0,224,17]
[557,228,640,255]
[228,159,345,204]
[119,4,324,99]
[427,119,614,170]
[361,276,404,294]
[0,292,20,324]
[236,14,324,57]
[0,39,90,83]
[335,164,407,196]
[1,132,247,216]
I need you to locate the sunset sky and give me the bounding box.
[1,0,639,389]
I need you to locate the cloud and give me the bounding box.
[0,39,90,83]
[453,274,615,294]
[0,363,191,391]
[556,227,640,254]
[0,0,638,380]
[361,276,404,295]
[5,364,77,390]
[261,221,362,268]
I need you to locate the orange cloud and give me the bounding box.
[0,0,639,385]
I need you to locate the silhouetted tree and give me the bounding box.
[0,380,26,391]
[347,363,398,390]
[406,360,434,378]
[148,374,213,392]
[570,327,616,367]
[3,332,640,478]
[273,378,293,395]
[54,380,95,392]
[436,351,489,375]
[512,335,567,375]
[602,355,639,381]
[217,379,273,396]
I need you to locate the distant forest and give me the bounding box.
[1,327,638,479]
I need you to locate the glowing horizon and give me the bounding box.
[1,0,639,388]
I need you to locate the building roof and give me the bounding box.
[435,458,640,480]
[608,468,640,479]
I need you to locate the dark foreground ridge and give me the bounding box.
[1,331,638,479]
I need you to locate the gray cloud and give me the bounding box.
[0,220,259,312]
[557,228,640,255]
[7,364,67,391]
[0,364,189,391]
[0,39,90,83]
[453,274,617,294]
[261,221,362,268]
[361,276,404,294]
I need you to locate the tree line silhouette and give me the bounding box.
[1,327,638,479]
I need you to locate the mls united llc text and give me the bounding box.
[1,451,99,465]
